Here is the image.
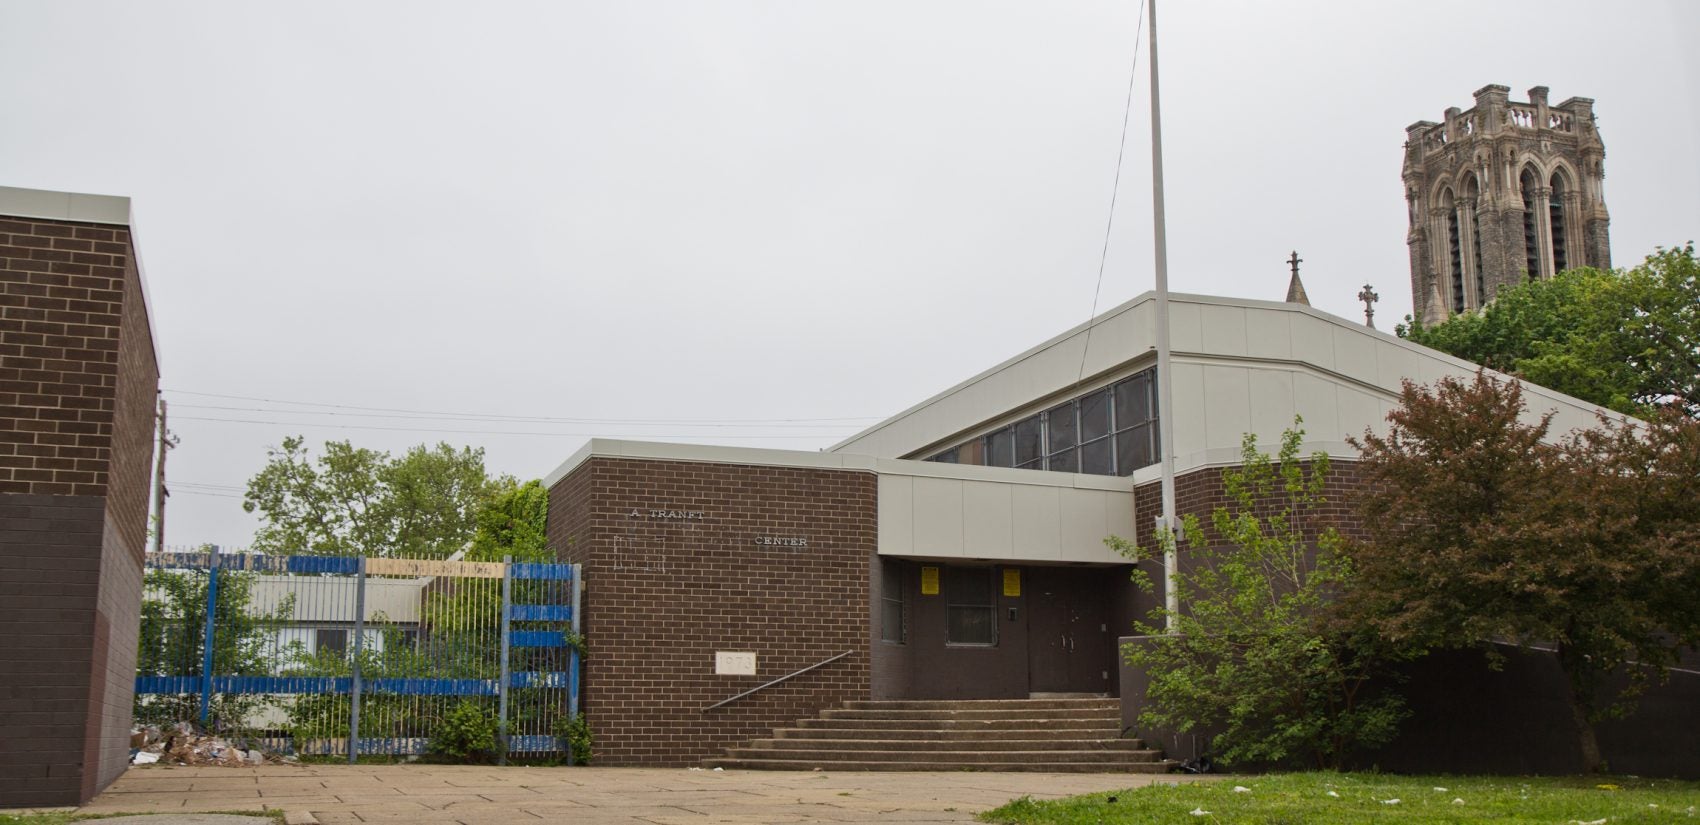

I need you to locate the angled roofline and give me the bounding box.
[827,290,1630,457]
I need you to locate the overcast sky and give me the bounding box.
[3,1,1696,549]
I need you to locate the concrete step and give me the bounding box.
[773,727,1128,742]
[726,747,1166,764]
[797,717,1117,731]
[844,698,1118,712]
[704,697,1162,774]
[748,738,1151,752]
[700,757,1175,773]
[819,707,1119,721]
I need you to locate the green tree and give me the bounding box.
[243,436,501,558]
[1345,372,1700,773]
[1113,424,1406,769]
[467,478,551,563]
[1400,243,1700,417]
[136,559,293,729]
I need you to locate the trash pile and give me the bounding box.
[130,722,296,767]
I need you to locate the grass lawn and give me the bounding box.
[980,773,1700,824]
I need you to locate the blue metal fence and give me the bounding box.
[134,551,583,763]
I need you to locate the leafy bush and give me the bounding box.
[1113,423,1406,769]
[428,700,499,763]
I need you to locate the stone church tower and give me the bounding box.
[1403,85,1611,325]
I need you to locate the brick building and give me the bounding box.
[547,290,1700,772]
[1404,84,1612,326]
[1,186,160,807]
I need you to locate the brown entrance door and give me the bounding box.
[1026,567,1111,694]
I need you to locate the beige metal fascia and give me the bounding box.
[0,185,132,225]
[875,458,1138,565]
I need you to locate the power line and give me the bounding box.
[170,403,866,429]
[1076,0,1148,387]
[163,389,882,425]
[173,481,245,492]
[173,415,852,440]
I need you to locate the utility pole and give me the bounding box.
[1148,0,1181,631]
[151,395,174,554]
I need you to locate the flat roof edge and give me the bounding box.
[1,185,161,372]
[542,439,880,488]
[0,185,133,226]
[539,438,1144,493]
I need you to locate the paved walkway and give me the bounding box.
[82,765,1211,824]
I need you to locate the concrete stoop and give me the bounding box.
[702,697,1174,773]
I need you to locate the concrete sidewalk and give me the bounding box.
[80,764,1211,824]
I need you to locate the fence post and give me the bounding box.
[568,562,582,766]
[571,561,584,717]
[348,555,367,765]
[198,549,221,726]
[497,556,512,765]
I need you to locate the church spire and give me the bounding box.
[1285,251,1309,306]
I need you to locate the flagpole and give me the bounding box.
[1147,0,1181,630]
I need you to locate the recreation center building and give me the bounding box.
[543,290,1696,775]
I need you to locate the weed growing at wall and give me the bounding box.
[555,713,593,765]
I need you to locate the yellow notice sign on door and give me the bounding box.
[1002,568,1021,597]
[920,566,940,595]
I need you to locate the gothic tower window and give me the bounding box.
[1549,171,1569,273]
[1465,176,1485,306]
[1520,168,1542,279]
[1443,189,1465,313]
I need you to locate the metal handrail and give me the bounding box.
[701,650,854,712]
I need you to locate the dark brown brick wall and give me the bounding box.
[547,457,875,766]
[0,494,105,807]
[1,213,157,807]
[0,217,137,499]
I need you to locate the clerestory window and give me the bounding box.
[933,366,1160,478]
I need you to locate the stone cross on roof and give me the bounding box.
[1359,283,1380,329]
[1285,251,1309,306]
